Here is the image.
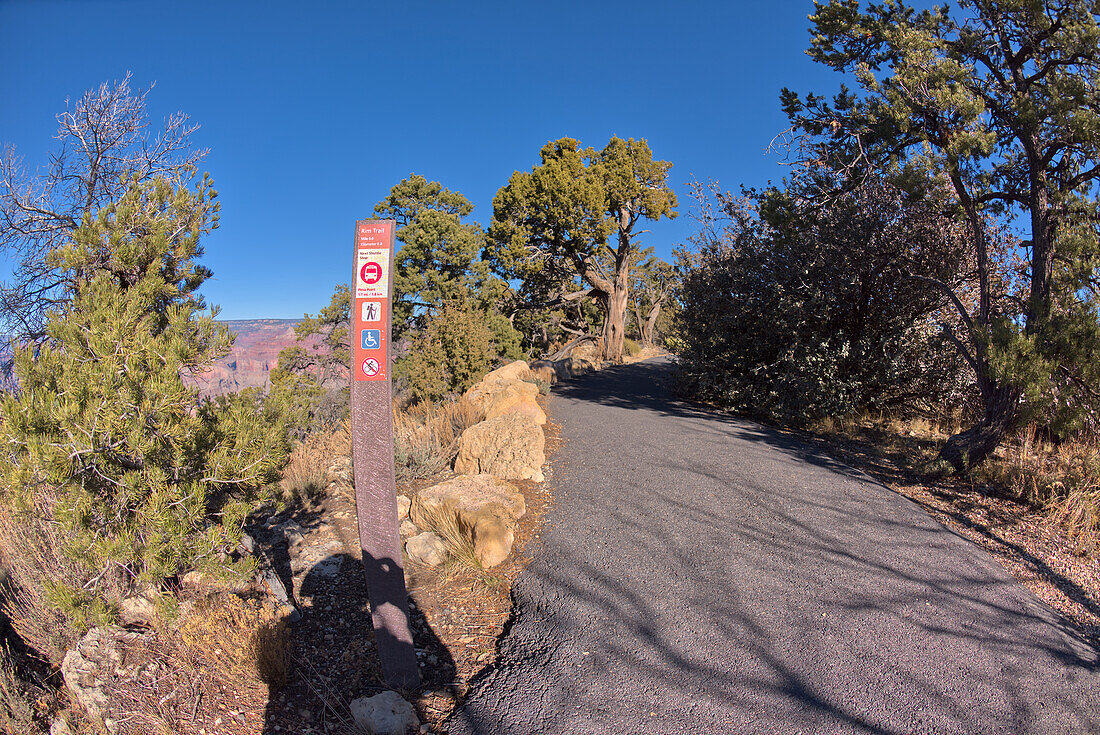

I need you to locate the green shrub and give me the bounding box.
[397,301,524,402]
[0,178,286,632]
[622,338,642,357]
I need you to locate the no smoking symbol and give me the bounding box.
[362,358,380,377]
[360,261,383,285]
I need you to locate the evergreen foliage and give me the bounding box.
[678,176,973,423]
[397,301,524,402]
[488,137,677,362]
[375,174,507,332]
[0,177,286,625]
[785,0,1100,468]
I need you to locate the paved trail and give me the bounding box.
[446,359,1099,734]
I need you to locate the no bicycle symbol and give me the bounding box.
[362,357,381,377]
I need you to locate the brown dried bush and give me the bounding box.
[0,642,45,734]
[0,496,93,664]
[980,428,1100,553]
[394,398,484,483]
[177,594,288,688]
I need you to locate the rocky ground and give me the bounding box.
[251,458,554,734]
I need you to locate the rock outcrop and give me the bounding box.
[61,627,149,734]
[483,379,546,425]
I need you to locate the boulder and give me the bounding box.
[411,475,525,568]
[483,360,531,384]
[405,532,447,567]
[532,357,596,382]
[350,690,420,735]
[463,360,533,412]
[528,360,558,385]
[483,380,546,425]
[412,474,526,525]
[454,413,545,483]
[118,593,157,628]
[471,514,515,568]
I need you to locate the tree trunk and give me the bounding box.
[939,381,1021,472]
[601,273,629,363]
[642,299,662,346]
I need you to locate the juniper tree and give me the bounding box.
[784,0,1100,469]
[374,174,507,332]
[488,137,677,362]
[0,176,286,625]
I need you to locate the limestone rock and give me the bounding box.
[396,494,411,520]
[484,380,546,425]
[118,593,157,627]
[61,628,132,733]
[471,514,515,568]
[463,360,533,412]
[483,360,531,384]
[532,357,596,381]
[350,690,420,735]
[455,413,545,483]
[399,519,418,537]
[405,532,447,567]
[412,474,526,527]
[528,360,558,385]
[411,475,525,568]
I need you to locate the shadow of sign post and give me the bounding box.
[349,219,420,690]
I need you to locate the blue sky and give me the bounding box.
[0,0,841,319]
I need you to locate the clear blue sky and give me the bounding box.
[0,0,842,319]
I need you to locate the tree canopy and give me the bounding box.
[781,0,1100,468]
[488,136,677,362]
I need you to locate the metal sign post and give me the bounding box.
[349,219,420,690]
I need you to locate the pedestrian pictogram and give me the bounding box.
[361,261,382,285]
[362,357,380,377]
[362,300,382,323]
[362,329,381,350]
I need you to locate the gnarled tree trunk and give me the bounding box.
[940,381,1021,472]
[642,296,663,346]
[600,272,629,363]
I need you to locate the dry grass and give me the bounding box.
[809,413,1100,555]
[0,499,90,664]
[394,397,484,483]
[279,426,351,505]
[978,428,1100,554]
[411,501,482,574]
[177,594,289,688]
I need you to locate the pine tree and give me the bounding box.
[0,176,286,625]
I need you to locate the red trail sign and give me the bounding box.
[349,219,419,690]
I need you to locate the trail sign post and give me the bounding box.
[349,219,420,690]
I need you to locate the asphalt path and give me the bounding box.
[446,358,1099,734]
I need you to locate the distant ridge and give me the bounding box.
[189,318,307,396]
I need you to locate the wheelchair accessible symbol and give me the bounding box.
[361,329,381,350]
